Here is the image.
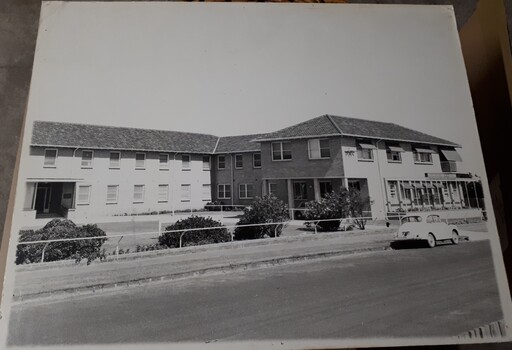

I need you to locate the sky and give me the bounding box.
[25,2,485,175]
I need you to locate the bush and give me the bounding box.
[158,215,230,248]
[233,195,289,240]
[303,189,371,231]
[15,219,107,265]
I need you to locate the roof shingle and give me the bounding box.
[214,134,263,153]
[32,121,219,153]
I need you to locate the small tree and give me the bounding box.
[158,216,230,248]
[15,219,107,265]
[233,195,289,240]
[303,189,371,231]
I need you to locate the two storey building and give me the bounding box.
[21,115,482,224]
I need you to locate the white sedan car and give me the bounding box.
[394,213,460,248]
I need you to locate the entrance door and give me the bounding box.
[35,186,51,214]
[293,182,308,208]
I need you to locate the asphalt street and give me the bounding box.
[8,241,502,345]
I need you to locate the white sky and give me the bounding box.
[26,2,485,175]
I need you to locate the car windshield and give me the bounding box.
[401,216,422,224]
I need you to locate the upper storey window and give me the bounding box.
[386,144,404,163]
[413,147,434,164]
[308,139,330,159]
[271,142,292,161]
[356,141,375,161]
[81,150,94,168]
[135,153,146,169]
[218,155,226,169]
[44,149,57,167]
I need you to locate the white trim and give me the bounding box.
[133,184,145,203]
[76,185,91,205]
[158,184,169,203]
[271,141,292,161]
[253,133,342,142]
[307,138,331,160]
[239,183,254,199]
[180,184,191,202]
[217,184,231,199]
[106,185,119,204]
[202,155,211,171]
[217,155,226,170]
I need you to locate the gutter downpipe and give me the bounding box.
[172,153,178,216]
[375,139,387,219]
[230,154,234,206]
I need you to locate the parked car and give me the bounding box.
[394,213,460,248]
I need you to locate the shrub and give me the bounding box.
[233,195,289,240]
[303,189,371,231]
[158,215,230,248]
[15,219,107,265]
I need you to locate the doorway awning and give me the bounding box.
[388,145,405,152]
[358,142,376,149]
[414,147,435,153]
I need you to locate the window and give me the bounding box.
[77,185,91,205]
[235,154,243,169]
[106,185,119,204]
[181,155,191,170]
[181,184,191,202]
[319,181,333,197]
[271,142,292,161]
[308,139,330,159]
[81,150,94,168]
[135,153,146,169]
[133,185,145,203]
[239,184,254,199]
[158,184,169,202]
[253,153,261,168]
[159,154,169,170]
[44,149,57,167]
[203,156,211,170]
[356,142,375,161]
[109,152,121,168]
[401,216,422,224]
[413,148,434,164]
[218,184,231,199]
[386,144,403,163]
[218,155,226,169]
[202,184,211,201]
[269,183,277,196]
[427,215,441,223]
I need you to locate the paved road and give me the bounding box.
[8,241,502,345]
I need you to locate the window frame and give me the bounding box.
[218,155,226,170]
[218,184,231,199]
[77,185,91,205]
[158,184,169,203]
[269,183,278,196]
[202,184,211,201]
[133,184,145,203]
[135,152,146,169]
[271,141,292,161]
[253,152,262,168]
[235,154,244,169]
[356,144,374,161]
[180,184,191,202]
[181,154,191,170]
[414,151,433,164]
[109,151,121,169]
[308,139,331,160]
[386,150,402,163]
[106,185,119,204]
[81,150,94,168]
[159,153,170,170]
[43,148,58,168]
[202,156,211,171]
[239,183,254,199]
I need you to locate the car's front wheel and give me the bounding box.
[427,233,436,248]
[451,230,459,245]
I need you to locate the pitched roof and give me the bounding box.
[254,114,459,147]
[31,121,219,153]
[255,115,341,141]
[215,134,263,153]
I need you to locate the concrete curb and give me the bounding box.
[13,243,391,303]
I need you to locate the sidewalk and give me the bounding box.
[13,229,395,301]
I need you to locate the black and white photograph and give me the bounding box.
[1,1,511,348]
